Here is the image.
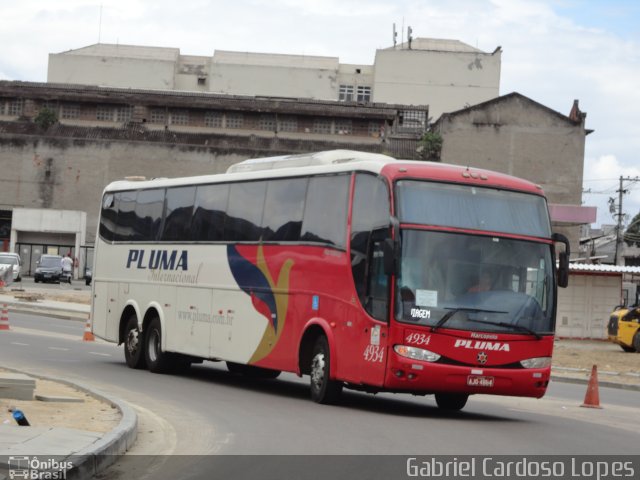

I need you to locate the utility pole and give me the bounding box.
[614,175,640,265]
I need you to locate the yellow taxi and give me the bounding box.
[607,305,640,352]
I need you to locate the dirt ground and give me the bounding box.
[2,285,91,305]
[552,339,640,385]
[0,370,121,433]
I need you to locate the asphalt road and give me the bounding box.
[2,312,639,480]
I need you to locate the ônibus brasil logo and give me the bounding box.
[8,456,73,480]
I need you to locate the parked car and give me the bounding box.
[0,253,22,282]
[84,267,92,286]
[34,254,64,283]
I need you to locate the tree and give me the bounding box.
[34,107,57,130]
[624,211,640,247]
[416,131,443,161]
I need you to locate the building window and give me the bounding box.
[170,109,189,126]
[226,113,244,129]
[278,116,298,132]
[60,103,79,119]
[96,105,114,122]
[197,77,207,86]
[368,122,383,137]
[204,111,223,128]
[339,85,354,102]
[8,98,24,116]
[335,119,352,135]
[356,86,372,103]
[150,108,166,124]
[312,119,332,134]
[399,110,427,132]
[116,106,133,123]
[258,114,276,131]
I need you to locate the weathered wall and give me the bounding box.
[437,99,584,206]
[0,135,247,243]
[373,49,501,119]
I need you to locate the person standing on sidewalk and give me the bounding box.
[61,253,73,283]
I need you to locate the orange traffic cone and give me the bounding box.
[82,314,95,342]
[580,364,602,409]
[0,303,9,331]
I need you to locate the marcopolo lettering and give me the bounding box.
[127,249,188,271]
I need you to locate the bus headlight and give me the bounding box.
[394,345,441,362]
[520,357,552,369]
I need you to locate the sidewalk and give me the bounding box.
[0,370,136,480]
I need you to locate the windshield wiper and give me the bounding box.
[431,307,507,332]
[464,317,542,340]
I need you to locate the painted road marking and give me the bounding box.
[10,342,29,346]
[88,351,112,357]
[48,346,70,351]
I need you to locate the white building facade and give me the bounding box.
[48,39,501,120]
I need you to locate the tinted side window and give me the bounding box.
[262,178,308,241]
[225,181,267,241]
[351,174,390,233]
[162,186,196,241]
[114,190,137,242]
[134,188,165,241]
[351,174,391,321]
[301,174,349,248]
[192,184,229,242]
[99,193,118,242]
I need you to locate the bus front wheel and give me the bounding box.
[145,317,172,373]
[309,336,342,404]
[124,315,146,370]
[435,393,469,411]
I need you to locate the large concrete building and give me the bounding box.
[47,38,502,120]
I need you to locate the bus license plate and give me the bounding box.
[467,375,494,387]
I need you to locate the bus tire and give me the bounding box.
[435,393,469,411]
[145,317,172,373]
[226,362,280,379]
[309,336,342,404]
[124,315,146,370]
[633,332,640,353]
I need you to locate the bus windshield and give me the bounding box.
[396,180,551,238]
[396,230,555,335]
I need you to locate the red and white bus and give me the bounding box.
[91,150,569,410]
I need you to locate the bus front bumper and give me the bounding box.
[384,356,551,398]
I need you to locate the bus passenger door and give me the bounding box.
[351,239,389,387]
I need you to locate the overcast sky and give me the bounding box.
[1,0,639,229]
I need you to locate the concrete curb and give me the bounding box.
[2,367,137,480]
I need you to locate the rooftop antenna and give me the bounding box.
[98,4,103,43]
[393,23,397,48]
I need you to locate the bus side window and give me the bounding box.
[162,186,196,241]
[350,173,391,321]
[192,183,229,242]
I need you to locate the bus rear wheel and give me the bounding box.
[145,317,173,373]
[309,336,342,404]
[435,393,469,411]
[124,315,146,369]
